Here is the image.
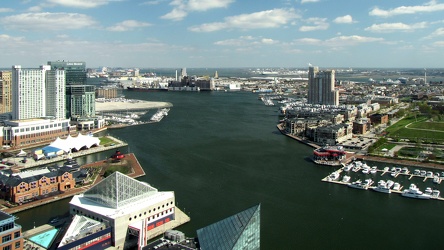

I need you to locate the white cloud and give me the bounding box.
[107,20,151,32]
[299,17,329,32]
[162,0,234,21]
[369,1,444,17]
[0,8,14,13]
[190,8,300,32]
[0,12,96,31]
[426,27,444,38]
[433,41,444,46]
[46,0,113,8]
[293,35,384,46]
[333,15,354,24]
[365,22,427,33]
[301,0,320,3]
[214,36,278,46]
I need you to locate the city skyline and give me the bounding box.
[1,1,444,68]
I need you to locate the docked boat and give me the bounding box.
[383,167,390,172]
[328,171,340,181]
[362,168,370,174]
[386,180,394,189]
[420,170,426,177]
[414,169,420,175]
[372,180,391,194]
[401,167,409,174]
[363,179,374,187]
[150,108,170,122]
[392,182,401,191]
[352,165,361,172]
[426,171,434,178]
[433,176,441,184]
[370,166,378,174]
[424,187,433,196]
[432,189,440,198]
[401,184,431,199]
[342,175,351,183]
[343,164,352,172]
[348,179,367,190]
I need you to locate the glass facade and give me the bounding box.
[66,85,96,118]
[197,204,260,250]
[47,61,86,85]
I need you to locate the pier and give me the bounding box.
[322,162,444,201]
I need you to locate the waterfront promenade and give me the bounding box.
[1,153,146,214]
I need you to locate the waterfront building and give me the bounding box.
[0,164,77,204]
[12,65,65,120]
[0,71,12,114]
[307,66,339,106]
[47,61,86,85]
[66,85,96,118]
[313,123,353,145]
[0,211,23,250]
[63,171,184,249]
[196,204,261,250]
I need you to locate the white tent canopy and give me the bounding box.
[48,134,100,153]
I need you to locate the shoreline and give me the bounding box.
[276,123,444,170]
[1,153,146,214]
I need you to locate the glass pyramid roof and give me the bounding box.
[83,171,158,209]
[197,204,261,250]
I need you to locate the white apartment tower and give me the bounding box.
[12,65,66,120]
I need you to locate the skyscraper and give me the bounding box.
[0,71,12,113]
[48,61,95,119]
[307,65,339,106]
[12,65,65,120]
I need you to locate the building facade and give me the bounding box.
[0,211,23,250]
[0,71,12,114]
[308,66,339,106]
[66,85,96,118]
[47,61,87,85]
[12,65,65,120]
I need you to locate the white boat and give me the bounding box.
[370,166,378,174]
[433,176,441,184]
[424,187,433,195]
[420,170,426,177]
[401,184,431,199]
[372,180,391,194]
[383,167,390,172]
[343,164,352,172]
[392,182,401,191]
[401,167,409,174]
[386,180,394,189]
[414,169,420,175]
[348,180,367,190]
[352,165,361,172]
[364,179,374,187]
[328,171,340,181]
[342,175,351,183]
[432,189,440,198]
[362,168,370,174]
[426,171,434,178]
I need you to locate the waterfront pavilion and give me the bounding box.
[64,172,188,249]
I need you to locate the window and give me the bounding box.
[2,234,11,242]
[3,245,10,250]
[13,232,19,238]
[14,242,19,249]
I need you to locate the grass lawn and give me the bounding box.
[386,115,444,142]
[99,136,116,146]
[377,143,397,151]
[398,147,422,158]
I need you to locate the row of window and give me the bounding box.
[2,241,20,250]
[128,201,174,221]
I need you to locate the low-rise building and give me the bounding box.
[0,211,23,250]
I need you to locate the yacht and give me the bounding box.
[364,179,374,187]
[370,166,378,174]
[401,184,431,199]
[343,164,352,172]
[426,171,434,178]
[362,168,370,174]
[420,170,427,177]
[328,171,340,181]
[372,180,391,194]
[392,182,401,191]
[433,176,441,184]
[386,180,394,189]
[342,175,351,183]
[424,187,433,196]
[432,189,440,198]
[414,169,420,175]
[348,180,367,190]
[401,167,409,174]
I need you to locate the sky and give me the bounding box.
[1,0,444,69]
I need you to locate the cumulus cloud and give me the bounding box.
[301,0,320,3]
[365,22,427,33]
[299,17,329,31]
[0,8,14,13]
[333,15,354,24]
[46,0,114,8]
[162,0,234,21]
[433,41,444,46]
[369,1,444,17]
[293,35,384,46]
[0,12,96,31]
[190,8,300,32]
[107,20,151,31]
[214,36,278,46]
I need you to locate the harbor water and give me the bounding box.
[16,90,444,249]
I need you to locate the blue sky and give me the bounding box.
[1,0,444,68]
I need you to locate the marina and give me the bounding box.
[322,161,444,201]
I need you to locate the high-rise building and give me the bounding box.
[0,71,12,113]
[66,85,96,118]
[0,211,24,250]
[47,61,86,85]
[307,65,339,106]
[12,65,66,120]
[48,61,96,119]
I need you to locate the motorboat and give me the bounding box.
[370,166,378,174]
[342,175,351,183]
[372,180,391,194]
[383,167,389,172]
[392,182,401,191]
[348,179,367,190]
[352,165,361,172]
[401,167,409,174]
[426,171,434,178]
[363,179,374,187]
[432,189,440,198]
[386,180,394,189]
[424,187,433,195]
[328,171,340,181]
[414,169,420,175]
[343,164,352,171]
[433,176,441,184]
[362,168,370,174]
[401,184,431,199]
[420,170,426,177]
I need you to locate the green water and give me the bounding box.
[17,91,444,249]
